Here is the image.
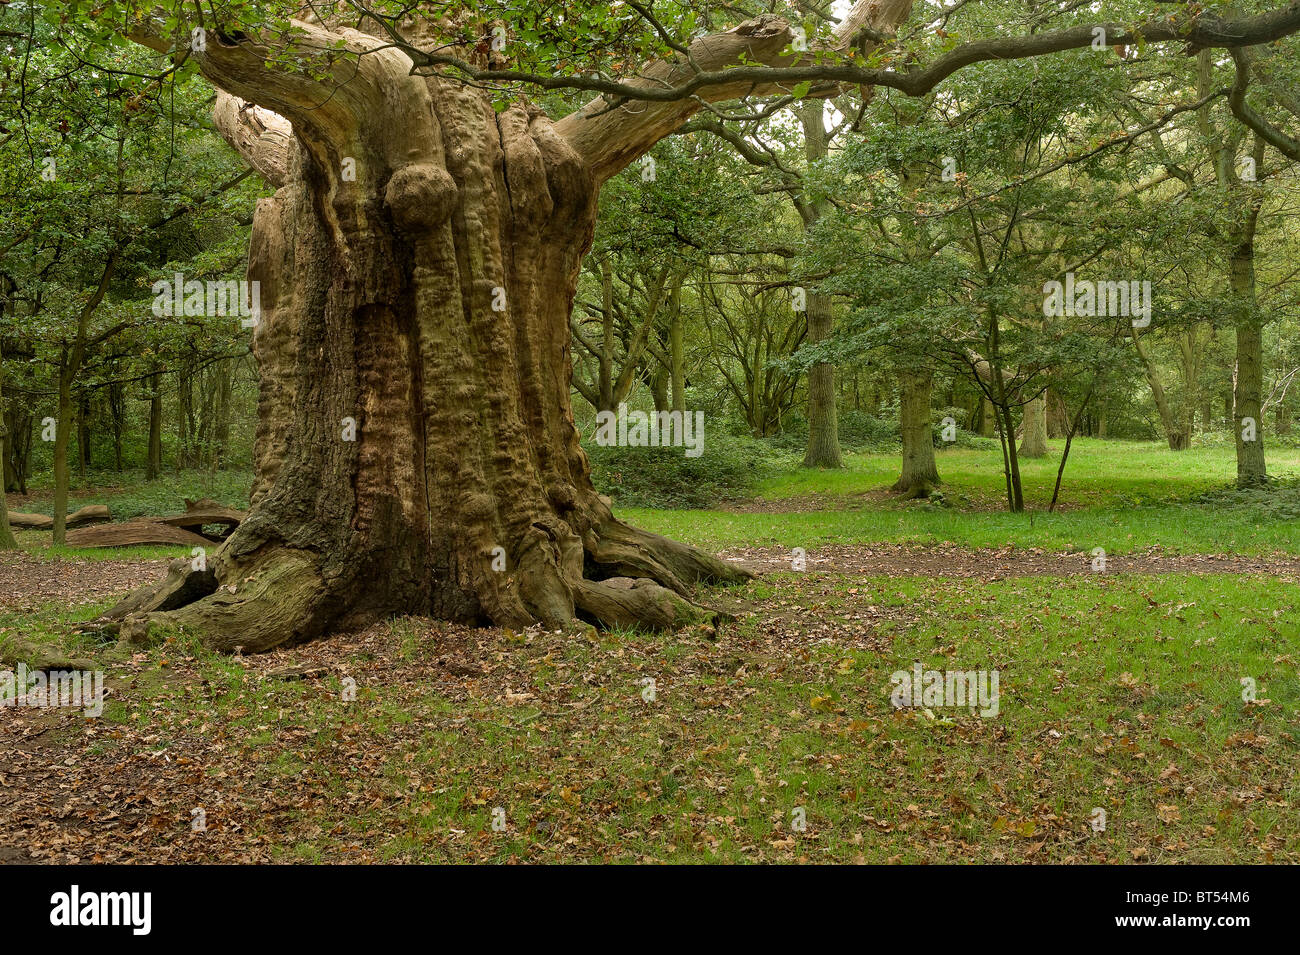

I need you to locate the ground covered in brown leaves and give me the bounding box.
[2,545,1296,863]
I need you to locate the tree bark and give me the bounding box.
[1231,205,1267,487]
[146,371,163,480]
[0,335,16,550]
[892,368,940,497]
[1018,391,1049,457]
[797,101,843,469]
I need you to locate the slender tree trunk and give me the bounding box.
[797,102,842,469]
[801,290,842,467]
[892,367,940,497]
[1131,325,1189,449]
[177,355,196,472]
[53,355,73,547]
[0,336,16,550]
[1231,220,1267,488]
[76,392,90,478]
[669,302,685,414]
[110,379,125,471]
[5,408,30,494]
[598,258,615,412]
[146,371,163,481]
[212,357,232,470]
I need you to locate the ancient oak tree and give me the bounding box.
[110,1,913,650]
[109,1,1300,649]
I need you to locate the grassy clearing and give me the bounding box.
[615,440,1300,556]
[4,571,1296,863]
[623,503,1300,555]
[757,439,1300,509]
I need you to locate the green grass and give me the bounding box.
[613,439,1300,555]
[7,570,1294,863]
[10,468,251,520]
[621,502,1300,555]
[755,438,1300,509]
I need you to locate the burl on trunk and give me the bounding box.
[110,3,912,651]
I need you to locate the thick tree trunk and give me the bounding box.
[1018,392,1049,458]
[892,368,939,498]
[108,45,749,652]
[108,2,923,650]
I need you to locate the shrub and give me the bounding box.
[584,431,773,508]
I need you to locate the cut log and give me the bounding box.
[6,504,111,530]
[7,512,53,529]
[65,521,211,549]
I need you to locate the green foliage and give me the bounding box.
[583,432,774,508]
[15,468,250,518]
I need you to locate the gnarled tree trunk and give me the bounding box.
[111,3,914,651]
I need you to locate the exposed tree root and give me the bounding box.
[100,516,750,653]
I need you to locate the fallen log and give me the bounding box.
[64,521,210,549]
[155,498,246,531]
[6,504,111,530]
[7,512,52,529]
[67,504,111,527]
